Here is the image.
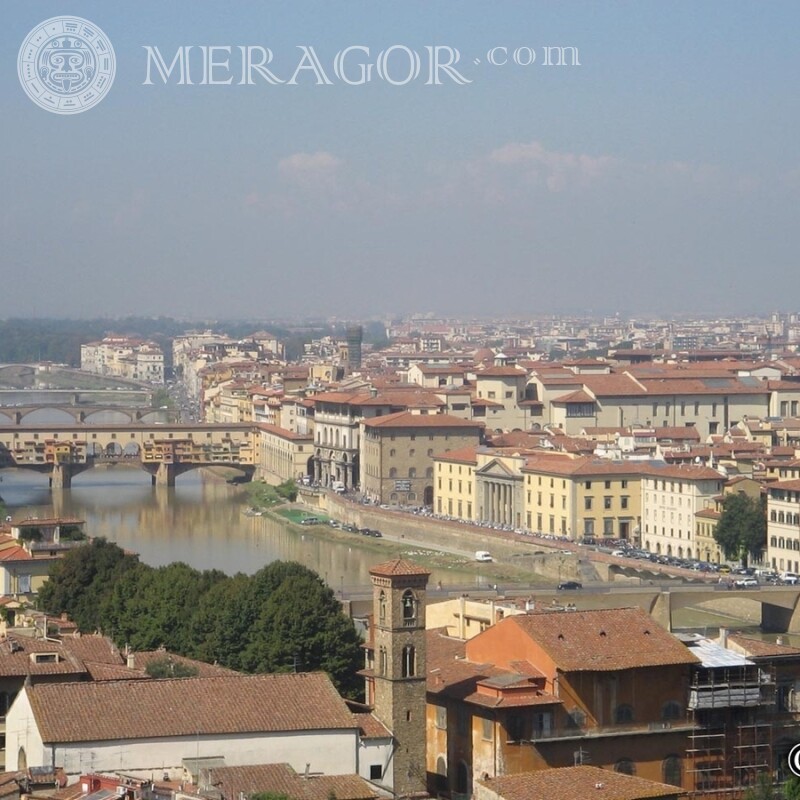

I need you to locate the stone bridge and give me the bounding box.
[527,584,800,634]
[0,405,175,425]
[0,422,255,487]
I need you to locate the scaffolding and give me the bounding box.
[686,664,775,800]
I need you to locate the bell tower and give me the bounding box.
[369,558,430,798]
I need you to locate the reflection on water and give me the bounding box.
[0,466,476,589]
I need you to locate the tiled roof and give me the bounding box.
[352,712,392,739]
[477,366,528,378]
[27,672,358,743]
[255,423,313,441]
[130,650,240,677]
[369,558,431,578]
[726,634,800,658]
[203,764,378,800]
[362,411,483,429]
[506,608,699,672]
[478,766,684,800]
[432,445,478,465]
[0,635,89,677]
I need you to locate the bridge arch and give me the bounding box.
[19,408,74,424]
[83,409,135,424]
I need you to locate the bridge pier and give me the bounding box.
[762,600,800,634]
[50,464,75,490]
[649,592,672,631]
[152,463,176,487]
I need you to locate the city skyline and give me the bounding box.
[2,1,799,318]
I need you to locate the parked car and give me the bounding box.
[475,551,493,562]
[734,577,759,588]
[557,581,583,590]
[300,516,320,525]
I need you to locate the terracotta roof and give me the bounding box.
[203,764,378,800]
[369,558,431,578]
[353,712,392,739]
[726,634,800,658]
[129,650,240,677]
[362,411,483,430]
[477,366,528,378]
[27,672,357,743]
[432,445,478,465]
[478,766,684,800]
[553,389,596,404]
[504,608,699,672]
[256,422,313,441]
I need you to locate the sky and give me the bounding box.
[1,1,799,320]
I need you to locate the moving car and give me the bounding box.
[557,580,583,590]
[475,551,493,562]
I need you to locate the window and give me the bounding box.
[401,645,416,677]
[402,590,417,625]
[507,714,525,742]
[585,481,592,489]
[604,496,612,509]
[584,497,593,510]
[370,765,383,781]
[567,708,586,728]
[379,646,387,676]
[604,519,614,535]
[435,705,447,730]
[614,704,634,724]
[408,468,417,478]
[621,496,629,510]
[389,467,397,478]
[621,480,628,489]
[615,759,636,776]
[482,717,493,741]
[378,591,387,624]
[662,701,682,721]
[663,756,682,787]
[605,480,611,489]
[389,448,396,457]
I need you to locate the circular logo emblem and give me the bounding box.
[789,743,800,777]
[18,16,116,114]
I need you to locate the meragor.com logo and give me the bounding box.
[18,16,115,114]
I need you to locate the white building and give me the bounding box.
[6,672,393,790]
[766,478,800,574]
[80,338,164,384]
[641,464,724,559]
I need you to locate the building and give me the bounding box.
[766,478,800,574]
[360,412,483,506]
[365,559,430,798]
[425,607,698,796]
[255,423,313,484]
[5,672,392,784]
[434,446,479,520]
[475,766,686,800]
[641,464,725,559]
[80,338,164,384]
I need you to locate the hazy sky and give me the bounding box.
[2,2,799,319]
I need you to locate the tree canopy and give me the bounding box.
[38,554,363,698]
[713,492,767,567]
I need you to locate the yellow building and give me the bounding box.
[434,446,478,520]
[255,423,313,484]
[695,477,763,564]
[521,454,645,541]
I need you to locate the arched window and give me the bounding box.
[426,467,433,478]
[772,536,778,547]
[379,646,387,676]
[614,704,634,724]
[614,759,636,775]
[389,467,398,478]
[663,755,682,786]
[409,467,417,478]
[18,748,27,771]
[402,645,416,677]
[436,757,447,792]
[772,510,778,522]
[390,449,396,457]
[402,590,417,624]
[662,701,682,721]
[378,590,387,624]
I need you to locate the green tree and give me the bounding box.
[240,562,364,699]
[743,772,775,800]
[275,480,298,502]
[37,538,138,631]
[144,656,199,679]
[714,493,767,567]
[784,775,800,800]
[102,562,226,652]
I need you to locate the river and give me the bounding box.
[0,465,485,591]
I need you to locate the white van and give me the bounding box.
[782,571,799,585]
[475,551,493,562]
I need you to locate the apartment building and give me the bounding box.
[434,446,478,520]
[641,465,725,559]
[360,412,483,506]
[80,337,164,384]
[766,478,800,574]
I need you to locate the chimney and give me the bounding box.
[127,652,135,669]
[719,627,728,648]
[303,764,311,780]
[777,635,785,645]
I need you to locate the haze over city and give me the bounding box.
[2,1,799,319]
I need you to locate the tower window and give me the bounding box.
[402,590,417,626]
[378,590,387,625]
[379,646,387,676]
[402,645,416,677]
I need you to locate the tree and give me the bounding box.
[714,493,767,567]
[37,538,138,631]
[240,562,364,699]
[144,656,199,679]
[743,772,775,800]
[784,775,800,800]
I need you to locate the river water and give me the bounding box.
[0,466,483,591]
